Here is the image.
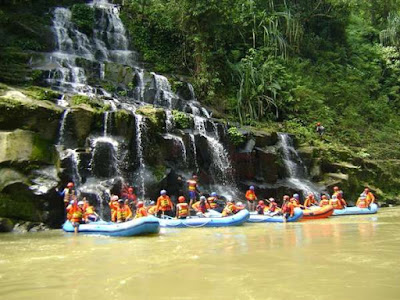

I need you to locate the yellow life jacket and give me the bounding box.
[187,180,197,191]
[177,203,189,217]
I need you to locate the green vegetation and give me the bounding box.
[172,110,191,129]
[70,95,106,110]
[227,127,246,146]
[71,4,95,35]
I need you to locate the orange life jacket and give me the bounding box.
[70,206,83,223]
[304,197,316,207]
[135,207,147,219]
[357,198,368,208]
[177,203,189,218]
[269,202,278,212]
[320,199,330,207]
[207,197,218,209]
[222,203,236,217]
[115,205,132,222]
[245,190,256,201]
[157,196,172,211]
[282,203,294,215]
[192,201,210,212]
[329,199,343,209]
[187,179,197,191]
[365,192,375,206]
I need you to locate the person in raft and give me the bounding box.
[363,188,375,206]
[83,200,100,223]
[187,174,200,210]
[57,182,76,207]
[319,195,330,207]
[121,186,137,211]
[281,197,294,222]
[109,195,119,222]
[290,194,302,208]
[332,186,343,197]
[156,190,174,218]
[147,201,157,215]
[245,186,257,212]
[176,196,189,219]
[303,193,317,207]
[256,200,265,215]
[356,194,368,208]
[193,196,210,217]
[207,192,219,211]
[134,201,147,219]
[221,200,243,217]
[113,199,133,223]
[69,200,85,234]
[266,198,279,216]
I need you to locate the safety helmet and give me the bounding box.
[128,187,134,192]
[67,182,74,188]
[269,198,275,202]
[249,186,255,190]
[178,196,185,203]
[137,201,144,208]
[332,195,337,199]
[160,190,167,195]
[317,122,321,126]
[150,201,155,205]
[283,195,290,201]
[118,199,124,203]
[192,174,198,179]
[258,200,264,205]
[200,196,206,201]
[211,192,217,197]
[293,193,299,199]
[333,186,339,191]
[111,195,119,201]
[78,201,84,206]
[236,202,243,206]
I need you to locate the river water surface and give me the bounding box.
[1,207,399,300]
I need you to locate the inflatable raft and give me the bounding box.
[247,208,303,223]
[158,209,250,228]
[302,205,334,220]
[62,216,160,237]
[332,203,379,216]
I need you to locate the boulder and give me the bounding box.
[0,217,14,232]
[252,130,278,147]
[69,104,98,147]
[254,146,280,183]
[0,168,30,192]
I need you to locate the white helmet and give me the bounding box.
[78,201,84,206]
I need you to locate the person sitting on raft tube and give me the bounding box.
[266,198,280,216]
[70,201,85,234]
[290,194,302,208]
[333,186,343,197]
[207,192,219,210]
[356,194,368,208]
[193,196,210,217]
[83,200,99,223]
[187,174,200,210]
[363,188,375,206]
[304,193,317,207]
[221,200,243,217]
[135,201,147,219]
[319,195,330,207]
[281,198,294,222]
[156,190,174,218]
[245,186,257,212]
[256,200,265,215]
[109,195,119,222]
[147,201,157,215]
[113,199,133,223]
[329,194,345,210]
[176,196,189,219]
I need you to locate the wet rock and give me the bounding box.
[234,152,255,180]
[28,222,49,232]
[0,218,14,232]
[252,131,278,147]
[0,168,30,191]
[241,139,256,153]
[255,147,280,183]
[69,105,98,147]
[91,140,118,178]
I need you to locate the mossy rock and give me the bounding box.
[114,109,135,140]
[69,104,98,146]
[0,217,14,232]
[136,105,165,133]
[0,188,42,222]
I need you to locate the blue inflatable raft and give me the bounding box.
[247,208,303,223]
[62,216,160,237]
[332,203,379,216]
[158,209,250,228]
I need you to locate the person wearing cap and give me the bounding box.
[193,196,210,217]
[147,201,157,215]
[156,190,174,217]
[113,199,133,223]
[356,194,368,208]
[281,197,294,222]
[70,201,85,234]
[245,186,257,212]
[304,193,317,207]
[109,195,119,222]
[134,201,148,219]
[187,174,200,210]
[316,122,325,138]
[207,192,219,210]
[176,196,189,219]
[319,195,330,207]
[256,200,265,215]
[266,198,279,216]
[84,199,99,223]
[363,188,375,206]
[329,194,343,209]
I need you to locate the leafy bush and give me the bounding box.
[71,4,94,35]
[172,110,191,129]
[227,127,245,146]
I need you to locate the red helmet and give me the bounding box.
[137,201,144,208]
[258,200,264,206]
[178,196,186,203]
[128,187,134,192]
[67,182,74,188]
[317,122,321,126]
[333,186,339,191]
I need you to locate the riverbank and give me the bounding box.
[0,207,399,300]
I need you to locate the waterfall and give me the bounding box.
[103,111,112,136]
[164,134,187,163]
[278,133,320,197]
[151,72,176,108]
[57,109,70,145]
[134,113,146,198]
[165,110,174,132]
[60,149,82,187]
[189,133,199,170]
[90,136,119,178]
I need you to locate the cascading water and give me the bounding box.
[189,133,199,170]
[165,110,174,133]
[57,109,70,146]
[278,133,320,198]
[134,113,147,198]
[90,136,120,178]
[103,111,112,136]
[151,73,176,108]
